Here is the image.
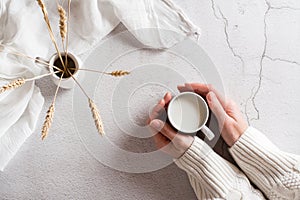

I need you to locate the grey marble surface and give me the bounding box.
[1,0,300,199]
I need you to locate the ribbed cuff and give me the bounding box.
[175,137,237,198]
[229,127,299,196]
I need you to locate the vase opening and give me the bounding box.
[53,54,77,78]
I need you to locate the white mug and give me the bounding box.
[167,92,215,140]
[35,52,81,89]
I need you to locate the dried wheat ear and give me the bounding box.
[89,98,105,136]
[108,70,130,77]
[58,5,67,41]
[41,103,55,140]
[0,78,25,94]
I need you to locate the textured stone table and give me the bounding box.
[1,0,300,199]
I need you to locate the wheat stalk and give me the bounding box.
[41,103,55,140]
[41,72,64,140]
[0,71,63,94]
[0,44,64,73]
[89,98,105,136]
[0,78,25,94]
[69,68,130,77]
[65,68,105,136]
[25,71,61,82]
[36,0,65,69]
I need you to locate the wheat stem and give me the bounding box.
[68,68,105,73]
[52,73,64,104]
[68,68,130,77]
[41,72,64,140]
[36,0,65,69]
[0,44,64,73]
[66,68,89,99]
[6,50,63,73]
[0,71,62,94]
[25,71,61,82]
[65,68,105,135]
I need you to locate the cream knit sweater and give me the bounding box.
[175,127,300,200]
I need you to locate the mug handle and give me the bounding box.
[201,125,215,141]
[35,57,49,70]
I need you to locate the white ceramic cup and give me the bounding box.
[167,92,215,140]
[35,52,81,89]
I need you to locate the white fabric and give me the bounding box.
[0,0,200,171]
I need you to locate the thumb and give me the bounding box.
[206,92,227,128]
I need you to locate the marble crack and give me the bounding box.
[210,0,245,68]
[269,5,300,11]
[265,55,300,67]
[247,1,300,123]
[210,0,297,124]
[265,0,300,10]
[249,1,271,122]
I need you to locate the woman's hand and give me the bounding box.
[178,83,248,147]
[148,92,194,159]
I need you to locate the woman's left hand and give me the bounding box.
[148,92,194,159]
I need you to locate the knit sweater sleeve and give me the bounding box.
[229,127,300,199]
[174,137,265,200]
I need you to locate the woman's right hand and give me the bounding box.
[178,83,248,147]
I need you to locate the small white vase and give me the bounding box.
[35,52,82,89]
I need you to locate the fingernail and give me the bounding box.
[164,92,170,100]
[207,92,214,102]
[150,120,162,130]
[177,85,184,89]
[159,99,164,105]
